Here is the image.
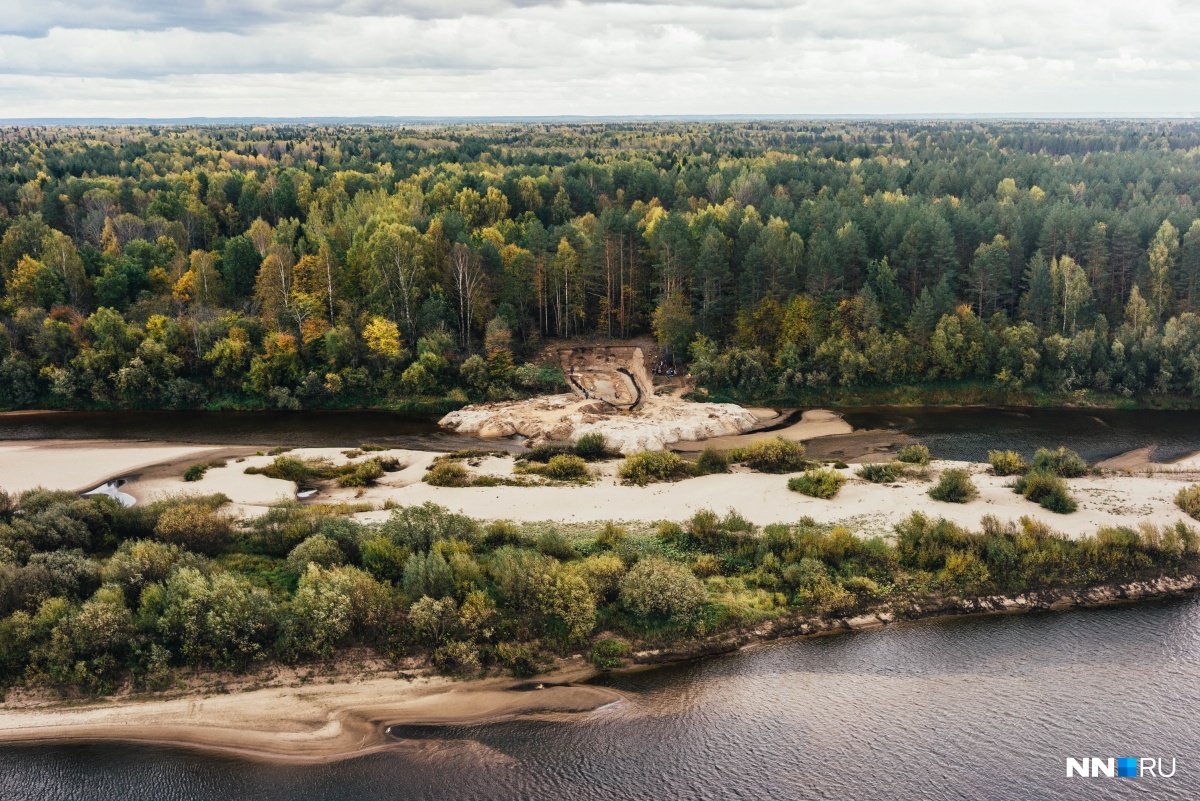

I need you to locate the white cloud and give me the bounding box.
[0,0,1197,117]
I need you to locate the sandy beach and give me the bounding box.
[0,664,616,762]
[2,426,1197,538]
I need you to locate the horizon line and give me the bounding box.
[1,112,1200,126]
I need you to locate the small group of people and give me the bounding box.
[653,360,676,377]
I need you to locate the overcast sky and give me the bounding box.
[0,0,1197,119]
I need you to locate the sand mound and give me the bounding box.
[441,344,758,453]
[440,393,758,453]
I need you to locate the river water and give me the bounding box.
[2,598,1199,800]
[4,407,1200,463]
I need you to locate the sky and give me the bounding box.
[0,0,1198,119]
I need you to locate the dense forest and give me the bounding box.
[3,120,1200,410]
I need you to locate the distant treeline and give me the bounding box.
[2,120,1200,410]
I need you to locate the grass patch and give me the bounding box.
[856,462,901,483]
[183,460,226,482]
[246,455,399,487]
[928,468,978,503]
[787,468,846,499]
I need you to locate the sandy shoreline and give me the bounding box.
[0,664,616,763]
[3,573,1197,763]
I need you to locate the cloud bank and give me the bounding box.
[0,0,1197,117]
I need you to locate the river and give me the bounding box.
[2,598,1197,800]
[4,407,1200,463]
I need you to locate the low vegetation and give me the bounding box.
[516,454,591,482]
[1031,447,1089,478]
[246,455,401,488]
[0,486,1195,699]
[728,437,807,473]
[896,445,931,466]
[182,460,226,482]
[1177,486,1200,521]
[988,450,1030,476]
[928,469,978,503]
[788,468,846,499]
[857,462,901,483]
[619,451,691,485]
[518,434,617,464]
[1014,471,1078,514]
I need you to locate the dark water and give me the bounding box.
[5,407,1200,463]
[3,600,1199,801]
[842,406,1200,463]
[0,410,524,453]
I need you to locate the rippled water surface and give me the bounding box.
[4,600,1200,800]
[842,406,1200,462]
[0,410,517,452]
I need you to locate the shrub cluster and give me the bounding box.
[1014,470,1078,513]
[618,451,691,485]
[1177,485,1200,521]
[987,450,1030,476]
[183,460,226,482]
[896,444,931,466]
[247,455,399,488]
[928,469,978,503]
[728,437,807,473]
[1031,447,1089,478]
[788,468,846,499]
[517,454,590,482]
[857,462,901,483]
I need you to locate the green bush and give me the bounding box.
[337,458,385,488]
[183,460,225,482]
[590,638,631,669]
[788,468,846,499]
[618,451,689,485]
[896,444,931,466]
[1031,447,1088,478]
[856,462,900,483]
[1014,470,1077,513]
[423,461,471,487]
[573,432,610,461]
[928,469,978,503]
[541,454,589,481]
[1176,485,1200,521]
[695,447,729,475]
[536,530,577,560]
[618,558,707,622]
[154,504,232,555]
[987,450,1029,476]
[730,437,807,473]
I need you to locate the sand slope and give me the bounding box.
[0,667,615,762]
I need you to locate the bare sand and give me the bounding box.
[673,408,853,452]
[5,413,1199,539]
[101,445,1200,539]
[0,665,616,762]
[0,440,236,494]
